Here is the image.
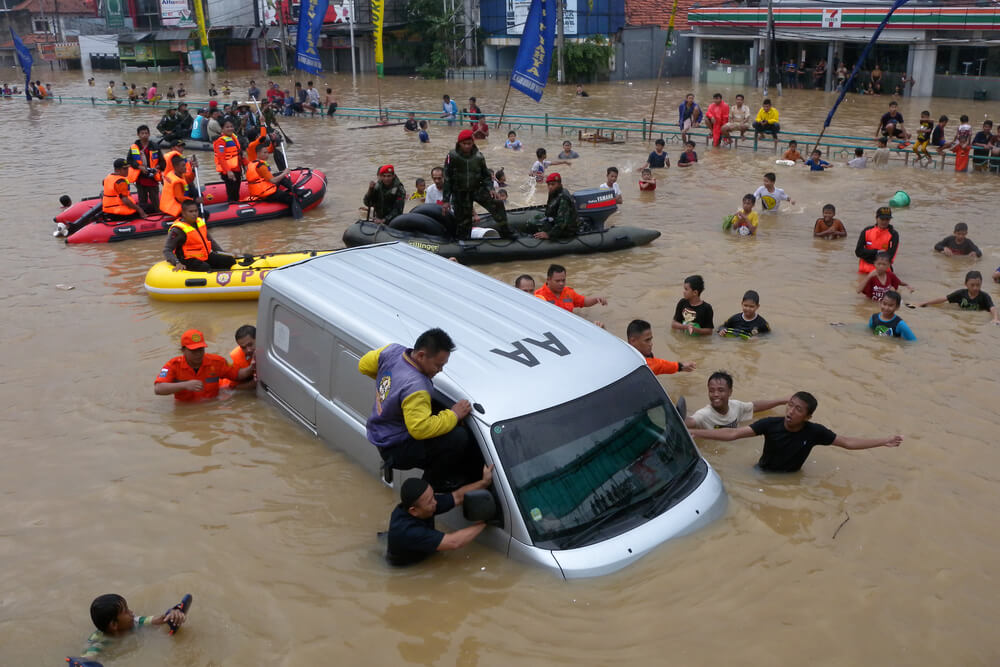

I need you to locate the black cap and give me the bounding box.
[113,158,128,169]
[400,478,429,507]
[876,206,893,219]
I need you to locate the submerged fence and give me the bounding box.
[10,95,988,171]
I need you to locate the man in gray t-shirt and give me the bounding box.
[684,371,788,430]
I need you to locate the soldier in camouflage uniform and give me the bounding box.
[363,164,406,224]
[532,172,579,240]
[441,129,509,238]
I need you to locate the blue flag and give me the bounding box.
[823,0,909,128]
[510,0,556,102]
[9,28,32,101]
[295,0,329,74]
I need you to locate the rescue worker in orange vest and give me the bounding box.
[534,263,608,313]
[126,124,162,213]
[246,151,303,218]
[154,328,254,402]
[161,139,196,185]
[221,324,257,390]
[102,158,149,220]
[160,154,199,219]
[213,119,245,203]
[162,199,234,271]
[855,206,900,274]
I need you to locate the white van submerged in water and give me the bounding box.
[255,243,726,578]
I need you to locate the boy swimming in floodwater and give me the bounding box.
[75,593,187,661]
[505,131,522,150]
[869,290,916,340]
[858,251,912,301]
[638,167,656,191]
[671,274,714,336]
[718,290,770,337]
[918,270,999,324]
[728,194,758,236]
[813,203,847,239]
[752,172,794,211]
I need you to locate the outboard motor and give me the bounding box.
[572,188,618,231]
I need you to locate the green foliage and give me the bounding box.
[563,35,613,83]
[394,0,459,77]
[267,66,284,76]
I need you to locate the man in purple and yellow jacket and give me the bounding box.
[359,328,478,490]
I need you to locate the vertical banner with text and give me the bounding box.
[510,0,556,102]
[371,0,384,76]
[295,0,330,73]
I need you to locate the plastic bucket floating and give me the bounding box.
[889,190,910,207]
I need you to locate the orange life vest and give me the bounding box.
[214,134,242,173]
[162,150,194,183]
[246,161,277,199]
[247,127,273,162]
[859,226,894,273]
[127,142,161,183]
[159,171,187,219]
[169,217,211,261]
[102,173,134,216]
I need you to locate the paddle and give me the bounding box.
[192,164,206,219]
[250,97,290,169]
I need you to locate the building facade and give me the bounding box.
[686,3,1000,99]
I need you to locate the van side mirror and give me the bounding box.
[463,489,496,522]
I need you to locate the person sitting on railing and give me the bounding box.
[752,99,780,140]
[678,93,703,144]
[722,93,752,141]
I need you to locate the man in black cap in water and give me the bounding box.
[386,465,493,566]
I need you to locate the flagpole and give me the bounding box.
[648,0,679,136]
[496,84,512,128]
[811,0,909,155]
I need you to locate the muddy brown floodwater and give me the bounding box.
[0,70,998,665]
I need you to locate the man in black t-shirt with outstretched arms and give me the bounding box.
[688,392,902,472]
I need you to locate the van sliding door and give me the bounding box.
[264,304,324,428]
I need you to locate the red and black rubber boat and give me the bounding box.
[57,168,326,244]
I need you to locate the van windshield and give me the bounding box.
[491,368,700,550]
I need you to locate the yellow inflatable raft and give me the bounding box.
[144,250,334,302]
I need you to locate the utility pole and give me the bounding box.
[348,0,356,78]
[762,0,773,95]
[557,0,565,84]
[277,0,289,73]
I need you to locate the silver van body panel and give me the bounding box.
[256,243,727,578]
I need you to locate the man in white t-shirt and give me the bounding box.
[598,166,623,204]
[425,167,445,205]
[685,370,789,430]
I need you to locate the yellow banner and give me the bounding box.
[193,0,209,47]
[371,0,384,76]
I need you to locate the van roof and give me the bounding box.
[264,242,647,423]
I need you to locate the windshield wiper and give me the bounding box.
[642,458,699,519]
[559,501,641,550]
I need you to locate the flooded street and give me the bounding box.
[1,70,998,665]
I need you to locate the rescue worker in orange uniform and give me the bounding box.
[162,199,233,271]
[102,158,148,220]
[626,319,697,376]
[534,263,608,313]
[855,206,900,274]
[126,124,162,213]
[221,324,256,390]
[161,139,196,185]
[159,154,198,219]
[213,119,245,203]
[154,328,254,402]
[246,151,303,217]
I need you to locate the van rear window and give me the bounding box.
[491,368,699,550]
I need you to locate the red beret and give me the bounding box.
[457,129,475,142]
[545,172,561,183]
[378,165,394,175]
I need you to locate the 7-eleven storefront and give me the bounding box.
[686,6,1000,100]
